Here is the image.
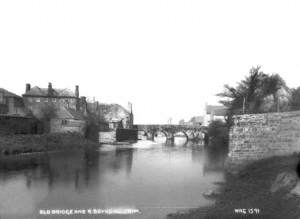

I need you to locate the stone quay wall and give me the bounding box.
[227,110,300,168]
[99,131,116,143]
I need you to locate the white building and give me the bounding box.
[203,104,228,126]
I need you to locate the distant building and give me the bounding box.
[97,103,136,143]
[189,116,204,126]
[95,103,134,130]
[0,88,26,116]
[204,104,228,125]
[179,116,204,126]
[22,83,87,135]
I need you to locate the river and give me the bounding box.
[0,137,226,219]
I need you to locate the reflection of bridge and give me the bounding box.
[136,124,208,142]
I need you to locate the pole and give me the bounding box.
[243,97,246,114]
[277,95,280,112]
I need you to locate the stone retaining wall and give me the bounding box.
[99,131,116,143]
[227,110,300,168]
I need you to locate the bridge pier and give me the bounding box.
[146,131,155,141]
[166,132,175,143]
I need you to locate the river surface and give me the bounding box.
[0,138,226,219]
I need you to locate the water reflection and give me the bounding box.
[0,140,226,219]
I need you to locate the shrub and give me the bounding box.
[207,120,229,151]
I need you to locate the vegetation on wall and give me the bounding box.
[0,133,98,156]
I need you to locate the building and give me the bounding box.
[97,103,136,143]
[0,88,43,134]
[22,83,87,134]
[204,104,228,126]
[22,83,84,113]
[50,106,86,134]
[0,88,26,116]
[95,103,134,130]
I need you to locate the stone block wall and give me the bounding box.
[99,131,116,143]
[116,128,138,142]
[227,111,300,167]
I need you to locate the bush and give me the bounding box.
[0,133,99,155]
[207,120,229,151]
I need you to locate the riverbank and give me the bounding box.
[0,133,99,155]
[168,155,300,219]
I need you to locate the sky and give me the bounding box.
[1,0,300,124]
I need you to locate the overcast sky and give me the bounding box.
[1,0,300,124]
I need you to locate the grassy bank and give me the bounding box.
[0,133,99,155]
[168,155,300,219]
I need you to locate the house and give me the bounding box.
[22,83,85,113]
[97,103,136,143]
[0,88,43,134]
[179,116,204,126]
[50,106,86,135]
[91,102,134,131]
[204,104,228,125]
[22,83,87,134]
[0,88,26,116]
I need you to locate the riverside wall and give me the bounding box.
[227,110,300,168]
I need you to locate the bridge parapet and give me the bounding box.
[136,124,208,142]
[137,124,207,131]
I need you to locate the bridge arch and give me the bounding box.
[173,130,189,141]
[138,130,148,137]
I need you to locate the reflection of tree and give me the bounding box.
[202,147,227,176]
[25,172,32,189]
[83,150,100,187]
[191,148,204,163]
[34,151,101,191]
[113,149,134,175]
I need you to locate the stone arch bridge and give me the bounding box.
[136,124,208,143]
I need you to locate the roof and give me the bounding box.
[55,106,85,120]
[23,86,76,97]
[99,103,130,121]
[206,105,228,116]
[0,88,21,98]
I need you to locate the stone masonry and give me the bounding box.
[227,111,300,168]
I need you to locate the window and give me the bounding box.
[61,120,68,125]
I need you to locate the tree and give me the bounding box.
[217,66,288,117]
[39,103,58,133]
[259,73,289,112]
[40,103,58,121]
[207,120,229,151]
[289,87,300,111]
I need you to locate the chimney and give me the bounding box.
[80,96,87,116]
[25,83,31,93]
[48,83,53,96]
[75,85,79,98]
